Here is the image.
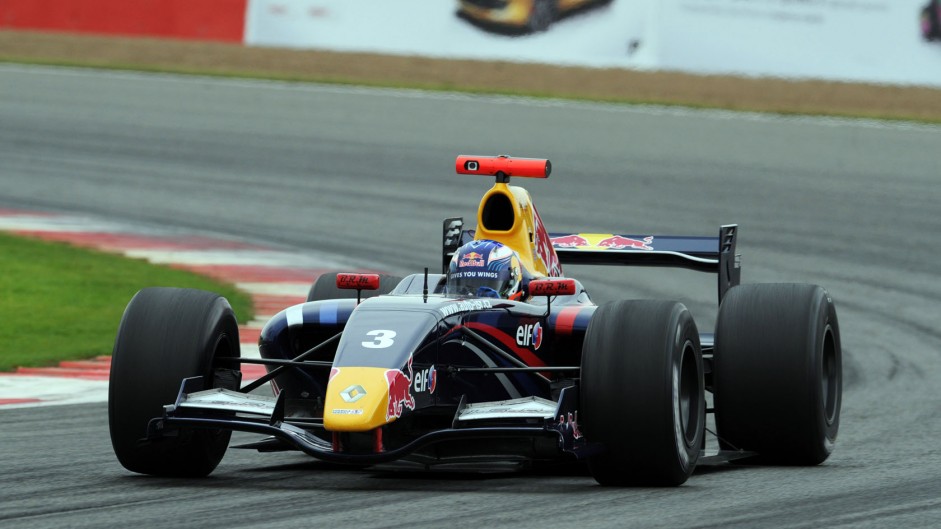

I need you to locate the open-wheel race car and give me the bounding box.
[457,0,614,34]
[109,155,842,486]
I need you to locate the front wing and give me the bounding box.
[147,376,596,465]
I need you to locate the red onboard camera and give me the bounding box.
[455,155,551,179]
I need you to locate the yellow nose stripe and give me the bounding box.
[324,367,398,432]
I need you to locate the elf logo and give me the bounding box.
[413,365,437,394]
[516,322,543,350]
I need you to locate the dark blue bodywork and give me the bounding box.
[258,283,595,454]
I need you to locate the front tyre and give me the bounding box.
[714,283,841,465]
[109,288,241,477]
[581,300,705,486]
[527,0,557,32]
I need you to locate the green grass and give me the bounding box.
[0,232,254,372]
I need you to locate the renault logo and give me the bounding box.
[340,385,367,403]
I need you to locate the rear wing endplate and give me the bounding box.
[443,219,741,303]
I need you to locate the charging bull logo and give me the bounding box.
[385,356,416,421]
[597,235,654,251]
[533,206,563,276]
[551,234,590,248]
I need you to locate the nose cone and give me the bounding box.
[324,367,413,431]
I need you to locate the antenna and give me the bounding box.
[423,267,429,303]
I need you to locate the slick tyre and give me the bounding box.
[306,272,403,302]
[527,0,557,32]
[714,283,841,465]
[109,288,241,477]
[581,300,705,486]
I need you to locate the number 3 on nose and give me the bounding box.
[362,330,396,349]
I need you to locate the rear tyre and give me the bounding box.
[714,283,841,465]
[306,272,403,302]
[581,300,705,486]
[924,6,941,41]
[109,288,241,477]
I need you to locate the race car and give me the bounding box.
[109,155,842,486]
[457,0,613,33]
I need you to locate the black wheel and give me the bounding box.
[922,10,934,41]
[924,3,941,41]
[713,283,841,465]
[306,272,403,302]
[109,288,241,477]
[526,0,557,32]
[580,300,705,486]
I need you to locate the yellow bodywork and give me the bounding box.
[458,0,599,27]
[474,182,550,277]
[459,0,533,26]
[323,367,396,432]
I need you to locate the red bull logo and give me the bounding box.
[534,207,562,276]
[384,356,416,421]
[551,234,591,248]
[459,251,485,267]
[597,235,655,251]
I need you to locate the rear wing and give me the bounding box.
[444,219,741,303]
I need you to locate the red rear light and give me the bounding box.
[336,273,380,291]
[456,155,551,179]
[529,279,576,296]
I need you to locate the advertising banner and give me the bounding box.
[245,0,941,87]
[244,0,657,69]
[0,0,248,42]
[4,0,937,86]
[659,0,941,86]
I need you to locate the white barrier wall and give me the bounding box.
[244,1,656,68]
[245,0,941,87]
[659,0,941,86]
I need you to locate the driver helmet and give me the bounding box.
[447,240,528,300]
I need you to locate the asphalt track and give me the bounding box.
[2,65,941,528]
